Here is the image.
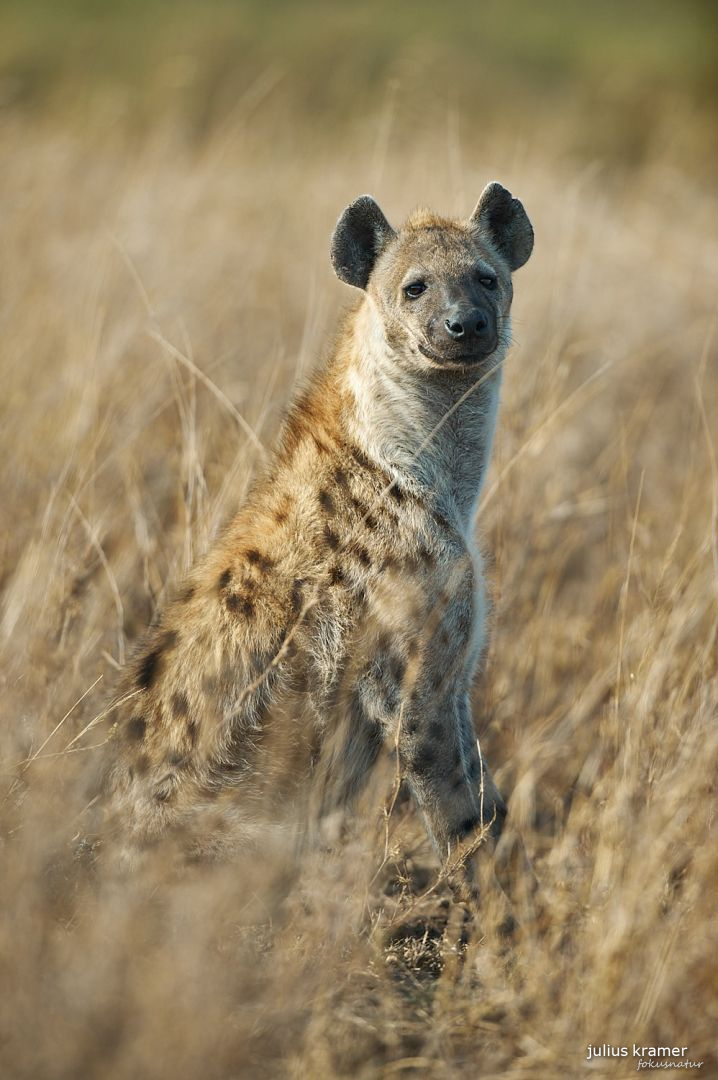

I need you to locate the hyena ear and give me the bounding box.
[330,195,396,289]
[470,181,534,271]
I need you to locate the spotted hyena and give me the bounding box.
[97,181,534,898]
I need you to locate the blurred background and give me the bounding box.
[1,4,717,1079]
[2,0,717,169]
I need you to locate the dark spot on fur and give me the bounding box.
[411,739,436,774]
[218,568,232,591]
[457,816,481,839]
[389,484,404,504]
[365,513,378,531]
[226,592,255,618]
[389,654,406,685]
[187,718,199,746]
[138,649,161,690]
[420,546,435,567]
[273,495,291,525]
[354,545,372,568]
[329,563,345,586]
[166,752,187,768]
[163,629,179,650]
[349,444,372,472]
[181,584,195,603]
[348,495,362,511]
[246,548,273,571]
[291,578,305,613]
[127,715,146,741]
[171,692,188,718]
[334,466,349,487]
[318,489,335,514]
[324,525,340,550]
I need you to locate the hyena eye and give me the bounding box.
[479,274,497,290]
[404,281,427,299]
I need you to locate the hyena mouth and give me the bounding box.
[417,341,497,369]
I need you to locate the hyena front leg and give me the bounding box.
[401,689,506,902]
[455,692,542,919]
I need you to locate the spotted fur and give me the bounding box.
[98,182,534,889]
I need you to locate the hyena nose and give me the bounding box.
[444,309,489,340]
[444,317,466,339]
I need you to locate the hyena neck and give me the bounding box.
[338,298,505,533]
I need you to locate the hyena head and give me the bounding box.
[331,182,533,371]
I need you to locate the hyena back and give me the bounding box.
[98,181,534,892]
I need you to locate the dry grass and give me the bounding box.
[1,90,717,1079]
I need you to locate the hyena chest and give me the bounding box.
[298,533,479,736]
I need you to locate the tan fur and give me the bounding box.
[96,183,534,896]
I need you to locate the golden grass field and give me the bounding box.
[1,4,717,1077]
